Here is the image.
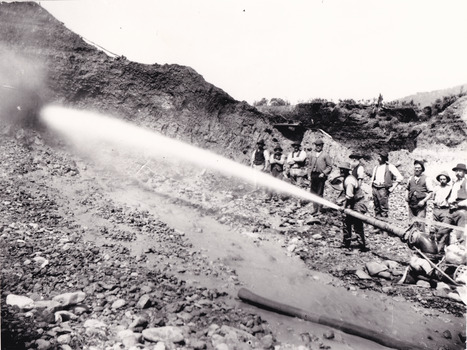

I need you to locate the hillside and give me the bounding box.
[396,83,467,107]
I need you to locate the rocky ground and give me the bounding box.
[1,124,466,350]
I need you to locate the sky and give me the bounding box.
[38,0,467,105]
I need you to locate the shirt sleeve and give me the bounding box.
[357,165,365,180]
[286,153,294,165]
[345,181,355,199]
[389,164,403,183]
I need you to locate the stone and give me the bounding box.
[36,339,51,350]
[118,329,142,348]
[130,315,149,330]
[153,342,166,350]
[57,334,71,344]
[416,280,431,288]
[53,292,86,307]
[287,244,296,252]
[32,256,49,268]
[365,262,388,276]
[436,282,451,290]
[260,334,274,348]
[55,310,78,322]
[442,330,452,339]
[6,294,34,309]
[111,298,126,309]
[34,300,61,311]
[136,294,151,309]
[142,326,184,343]
[323,330,335,339]
[355,269,372,280]
[83,319,107,329]
[215,344,229,350]
[189,339,207,349]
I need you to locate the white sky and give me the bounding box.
[39,0,467,104]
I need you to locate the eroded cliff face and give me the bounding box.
[0,2,286,163]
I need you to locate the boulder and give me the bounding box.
[142,326,184,343]
[365,262,388,276]
[6,294,34,309]
[355,269,372,280]
[53,291,86,307]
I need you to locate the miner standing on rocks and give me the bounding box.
[287,141,308,187]
[308,138,332,215]
[370,151,403,226]
[337,162,368,251]
[349,153,366,187]
[251,140,270,172]
[405,160,433,232]
[431,171,453,250]
[446,163,467,244]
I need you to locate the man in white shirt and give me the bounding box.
[286,141,307,188]
[370,151,403,223]
[446,163,467,245]
[431,171,452,250]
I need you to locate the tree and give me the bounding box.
[253,98,268,106]
[269,98,289,106]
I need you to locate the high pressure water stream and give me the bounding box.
[40,105,465,350]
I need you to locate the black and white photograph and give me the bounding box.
[1,1,466,349]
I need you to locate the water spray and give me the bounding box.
[40,105,340,211]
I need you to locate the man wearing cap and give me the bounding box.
[432,171,452,250]
[308,138,332,214]
[405,160,433,231]
[349,153,366,187]
[446,163,467,244]
[286,141,308,187]
[370,151,403,223]
[269,146,286,179]
[337,162,368,251]
[251,140,270,172]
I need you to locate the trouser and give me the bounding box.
[372,186,389,219]
[343,200,366,247]
[446,209,466,244]
[432,207,451,251]
[310,172,326,213]
[408,205,427,232]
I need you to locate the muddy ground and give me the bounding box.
[1,123,465,350]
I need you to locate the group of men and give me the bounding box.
[251,139,466,254]
[250,138,331,214]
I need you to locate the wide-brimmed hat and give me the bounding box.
[414,160,425,172]
[274,146,283,152]
[338,162,352,171]
[436,171,451,183]
[452,163,467,172]
[314,138,324,145]
[256,139,265,145]
[349,153,364,159]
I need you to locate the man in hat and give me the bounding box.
[269,146,286,179]
[308,138,332,214]
[405,160,433,232]
[349,153,366,187]
[370,151,403,224]
[446,163,467,245]
[250,140,270,172]
[431,171,452,250]
[337,162,368,251]
[286,141,308,187]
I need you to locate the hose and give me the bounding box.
[238,288,426,350]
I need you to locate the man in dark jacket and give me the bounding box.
[308,138,332,214]
[405,160,433,232]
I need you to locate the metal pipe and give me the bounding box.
[342,208,406,238]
